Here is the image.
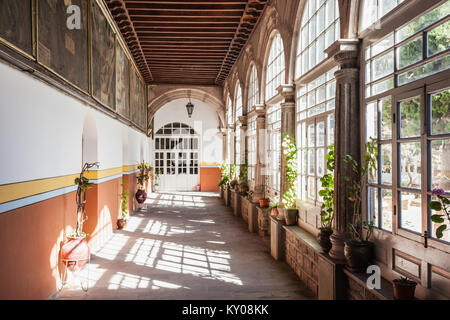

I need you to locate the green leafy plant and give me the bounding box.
[229,164,238,189]
[266,195,280,212]
[281,134,298,209]
[344,137,378,242]
[218,162,230,190]
[319,145,335,230]
[429,188,449,239]
[238,162,248,185]
[247,190,254,200]
[120,177,129,220]
[72,162,99,237]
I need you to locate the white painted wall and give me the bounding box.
[0,60,151,185]
[153,98,223,165]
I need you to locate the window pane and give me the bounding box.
[381,189,393,231]
[398,54,450,86]
[327,114,335,146]
[317,121,325,147]
[372,50,394,81]
[397,36,422,70]
[317,148,325,176]
[400,191,422,233]
[308,124,315,147]
[372,33,394,57]
[379,0,398,18]
[371,76,394,96]
[396,1,450,43]
[308,176,316,200]
[430,195,450,242]
[366,101,378,141]
[380,97,392,140]
[381,143,392,185]
[400,142,421,189]
[399,97,421,138]
[428,20,450,57]
[431,89,450,136]
[367,187,379,228]
[431,139,450,191]
[308,149,315,175]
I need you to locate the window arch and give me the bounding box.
[359,0,405,32]
[295,0,340,78]
[235,82,243,122]
[247,64,259,109]
[265,33,285,101]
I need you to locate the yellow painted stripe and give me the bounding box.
[0,165,138,204]
[0,174,79,204]
[200,162,220,166]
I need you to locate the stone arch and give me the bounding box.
[339,0,361,39]
[148,87,225,130]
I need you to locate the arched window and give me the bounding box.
[359,0,405,32]
[265,33,285,101]
[235,82,243,122]
[248,64,259,109]
[296,0,340,78]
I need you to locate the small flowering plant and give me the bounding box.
[137,161,152,188]
[429,188,449,239]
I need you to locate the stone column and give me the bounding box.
[325,39,361,262]
[238,115,248,170]
[253,104,266,202]
[221,128,227,163]
[277,84,296,200]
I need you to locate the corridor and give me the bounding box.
[54,192,315,300]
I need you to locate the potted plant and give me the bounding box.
[218,162,230,198]
[136,161,149,204]
[61,162,99,271]
[318,145,335,253]
[281,134,298,226]
[259,176,270,208]
[269,196,280,218]
[343,138,378,272]
[393,277,417,300]
[429,188,449,239]
[117,176,129,230]
[238,163,249,195]
[246,190,254,201]
[229,164,238,190]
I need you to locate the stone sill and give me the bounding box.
[343,268,394,300]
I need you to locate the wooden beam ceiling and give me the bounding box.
[105,0,267,85]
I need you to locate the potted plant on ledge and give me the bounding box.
[392,276,417,300]
[281,134,298,226]
[229,164,238,190]
[429,188,449,239]
[61,162,99,272]
[218,162,230,198]
[343,138,378,273]
[318,145,335,253]
[269,196,280,218]
[136,161,150,204]
[238,163,249,196]
[117,176,129,230]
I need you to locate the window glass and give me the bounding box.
[266,34,285,101]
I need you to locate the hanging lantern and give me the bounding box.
[186,101,194,118]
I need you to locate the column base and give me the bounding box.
[328,232,347,263]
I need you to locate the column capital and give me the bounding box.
[238,115,247,126]
[227,124,236,130]
[325,39,360,68]
[276,84,296,103]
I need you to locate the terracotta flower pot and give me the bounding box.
[61,235,90,272]
[285,209,298,226]
[135,189,147,204]
[276,207,286,220]
[259,199,269,208]
[117,219,127,230]
[344,240,373,273]
[317,228,333,253]
[272,207,279,218]
[393,279,417,300]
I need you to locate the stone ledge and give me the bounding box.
[343,268,394,300]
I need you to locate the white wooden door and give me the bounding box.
[154,123,200,191]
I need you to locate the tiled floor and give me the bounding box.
[53,192,315,300]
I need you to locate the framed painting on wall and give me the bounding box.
[0,0,33,56]
[115,39,130,119]
[37,0,89,93]
[91,0,115,110]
